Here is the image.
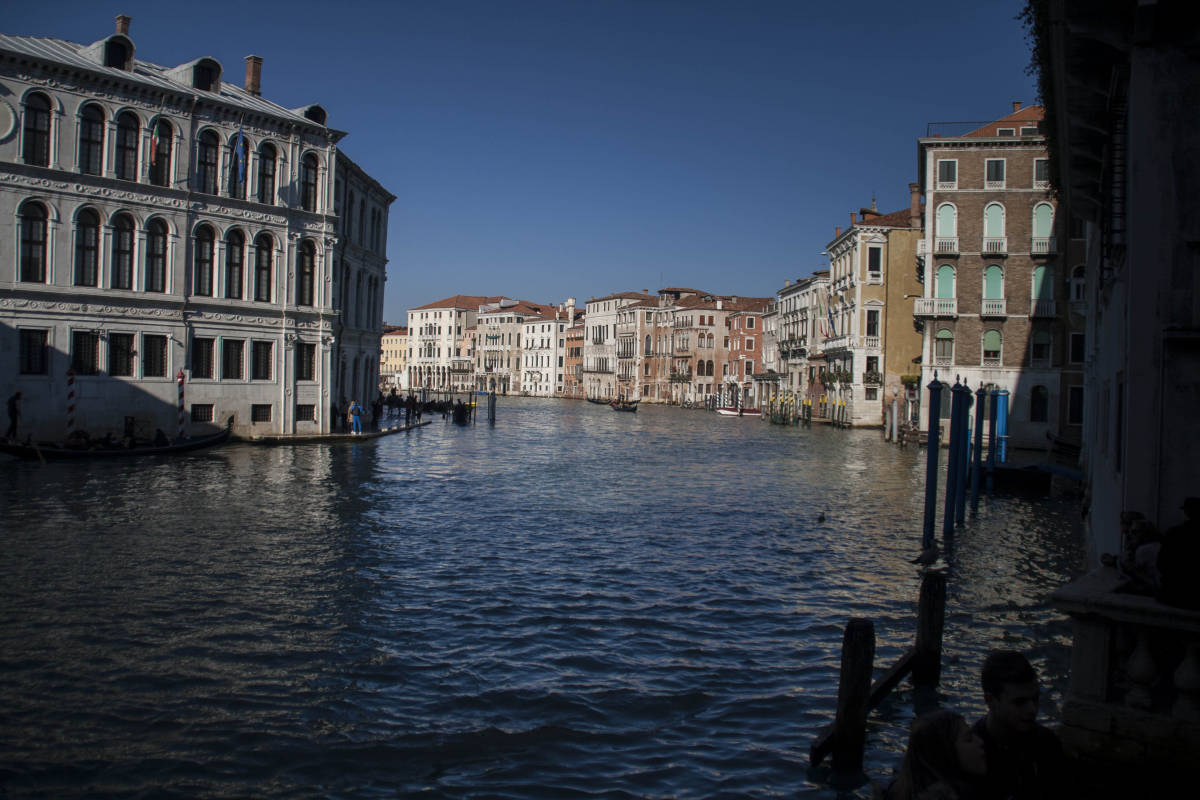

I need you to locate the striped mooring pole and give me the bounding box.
[176,369,186,440]
[66,367,76,439]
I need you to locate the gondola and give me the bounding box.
[610,399,638,413]
[586,397,612,405]
[0,417,233,462]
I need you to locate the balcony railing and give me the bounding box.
[984,179,1005,190]
[823,334,853,351]
[862,371,882,386]
[936,180,956,191]
[582,365,614,374]
[1031,236,1057,254]
[914,297,958,317]
[982,356,1001,368]
[982,237,1007,255]
[1031,298,1057,317]
[863,335,880,349]
[934,237,958,254]
[980,298,1007,317]
[933,354,954,367]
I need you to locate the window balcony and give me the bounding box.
[824,334,853,351]
[980,298,1007,317]
[863,335,880,349]
[933,354,954,367]
[1032,236,1057,254]
[982,237,1007,255]
[936,180,957,191]
[1031,298,1057,317]
[914,297,958,317]
[867,270,883,284]
[985,179,1005,190]
[982,356,1002,368]
[934,237,958,254]
[862,371,882,386]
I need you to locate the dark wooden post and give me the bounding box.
[912,572,947,686]
[831,617,876,777]
[970,385,986,514]
[922,375,944,550]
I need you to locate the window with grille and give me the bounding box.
[296,342,316,381]
[142,334,168,377]
[251,404,272,422]
[115,112,139,181]
[194,226,214,296]
[23,93,51,166]
[78,105,105,175]
[19,202,47,283]
[72,331,100,375]
[936,159,956,188]
[19,329,49,375]
[254,235,272,302]
[191,404,214,422]
[225,231,244,299]
[985,159,1006,187]
[145,220,167,292]
[111,214,134,289]
[297,241,315,305]
[251,341,273,380]
[192,337,214,379]
[296,404,315,422]
[109,333,134,377]
[222,339,244,380]
[75,209,100,286]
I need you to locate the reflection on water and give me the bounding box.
[0,398,1084,797]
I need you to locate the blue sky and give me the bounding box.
[8,1,1037,324]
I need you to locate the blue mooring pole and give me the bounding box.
[943,377,964,540]
[954,382,971,527]
[996,389,1010,463]
[921,374,944,550]
[970,384,986,514]
[986,388,999,493]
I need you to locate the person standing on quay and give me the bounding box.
[5,391,20,440]
[349,400,363,435]
[971,651,1064,799]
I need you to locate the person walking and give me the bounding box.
[349,400,363,435]
[5,391,21,441]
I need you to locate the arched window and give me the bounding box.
[75,209,100,287]
[1032,265,1052,299]
[983,265,1004,299]
[23,93,52,167]
[19,201,48,282]
[194,225,215,296]
[983,330,1002,365]
[145,219,168,292]
[111,213,135,289]
[115,112,139,181]
[228,132,247,199]
[706,360,714,376]
[1071,264,1086,301]
[1031,330,1052,366]
[225,230,244,299]
[297,240,315,306]
[1033,203,1054,238]
[936,204,956,236]
[644,334,651,355]
[935,265,955,299]
[1030,385,1049,423]
[254,234,272,302]
[197,130,219,194]
[149,119,173,187]
[984,203,1005,237]
[934,327,954,363]
[257,143,276,204]
[78,104,105,176]
[301,153,318,211]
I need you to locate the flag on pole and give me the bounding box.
[150,119,160,166]
[826,292,836,337]
[231,120,247,188]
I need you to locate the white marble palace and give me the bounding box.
[0,16,393,440]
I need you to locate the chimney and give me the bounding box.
[909,182,921,229]
[784,279,791,287]
[1012,101,1021,113]
[871,196,878,212]
[835,225,841,238]
[115,15,131,35]
[245,55,263,96]
[850,211,857,227]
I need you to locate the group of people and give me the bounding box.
[883,650,1063,800]
[329,392,423,435]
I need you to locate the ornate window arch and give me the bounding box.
[301,152,319,212]
[145,217,168,292]
[982,329,1002,366]
[297,239,316,306]
[149,117,174,187]
[196,129,220,194]
[78,103,105,175]
[22,92,52,167]
[935,203,957,237]
[114,111,140,181]
[107,212,134,290]
[1032,202,1055,238]
[18,200,49,283]
[74,207,101,287]
[194,224,216,297]
[983,264,1004,299]
[227,130,248,199]
[224,229,245,299]
[983,202,1005,237]
[253,233,273,302]
[935,264,956,299]
[257,141,277,204]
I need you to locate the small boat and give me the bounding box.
[587,397,613,405]
[610,399,638,413]
[0,417,233,462]
[715,406,761,417]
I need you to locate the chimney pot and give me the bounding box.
[245,55,263,96]
[835,225,841,238]
[909,182,921,229]
[850,211,857,226]
[115,14,131,35]
[1012,101,1021,113]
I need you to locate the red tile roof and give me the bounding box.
[412,294,505,311]
[964,105,1044,137]
[855,205,924,229]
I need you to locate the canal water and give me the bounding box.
[0,398,1085,798]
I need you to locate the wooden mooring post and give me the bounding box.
[811,572,947,769]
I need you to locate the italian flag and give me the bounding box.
[150,120,160,166]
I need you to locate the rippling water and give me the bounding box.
[0,398,1085,798]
